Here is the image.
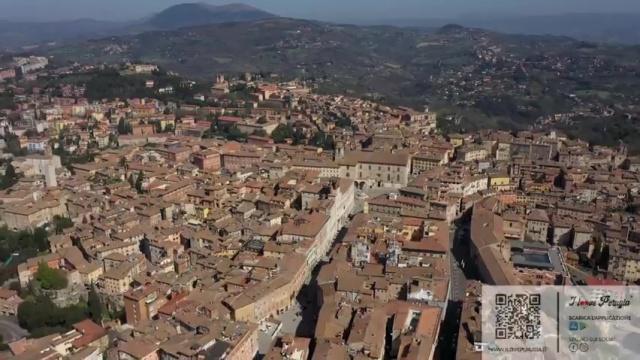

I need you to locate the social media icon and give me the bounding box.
[579,343,589,352]
[569,321,587,331]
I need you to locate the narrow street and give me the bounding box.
[0,316,28,343]
[256,225,350,358]
[449,223,468,302]
[435,219,470,359]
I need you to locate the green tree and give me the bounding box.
[35,262,68,290]
[8,281,20,293]
[225,125,247,142]
[52,215,73,235]
[0,225,48,263]
[335,116,352,129]
[292,128,306,145]
[1,163,18,189]
[33,226,49,250]
[87,286,106,323]
[3,133,26,156]
[18,295,54,331]
[119,156,128,170]
[309,131,335,150]
[18,295,89,338]
[4,162,15,180]
[108,133,119,148]
[85,69,148,101]
[0,91,15,110]
[271,124,294,143]
[117,119,132,135]
[135,170,145,194]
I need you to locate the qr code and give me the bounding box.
[495,293,541,340]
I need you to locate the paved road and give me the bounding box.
[257,322,279,355]
[256,224,349,357]
[435,221,470,359]
[0,316,28,343]
[449,224,468,302]
[256,264,323,357]
[280,283,318,337]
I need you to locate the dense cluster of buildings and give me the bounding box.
[0,61,638,359]
[0,56,48,82]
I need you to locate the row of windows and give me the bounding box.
[363,165,402,172]
[354,173,402,181]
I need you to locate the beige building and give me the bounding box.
[226,255,307,324]
[525,210,550,242]
[1,197,67,230]
[339,151,411,189]
[608,240,640,283]
[457,145,488,162]
[0,288,23,316]
[97,255,146,296]
[290,160,340,178]
[411,151,449,174]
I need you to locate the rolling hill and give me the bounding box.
[147,3,275,29]
[0,2,276,51]
[45,17,634,89]
[459,13,640,45]
[0,19,129,50]
[356,13,640,45]
[32,17,640,150]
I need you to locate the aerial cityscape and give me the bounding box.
[0,1,639,360]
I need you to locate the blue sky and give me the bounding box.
[2,0,640,21]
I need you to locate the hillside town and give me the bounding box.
[0,61,637,360]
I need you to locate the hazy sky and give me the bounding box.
[2,0,640,21]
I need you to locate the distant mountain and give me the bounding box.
[43,19,626,106]
[0,3,276,51]
[147,3,275,29]
[2,6,640,52]
[464,13,640,45]
[0,19,129,51]
[436,24,467,35]
[357,13,640,45]
[31,19,640,151]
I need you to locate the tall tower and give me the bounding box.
[334,141,345,161]
[45,162,57,188]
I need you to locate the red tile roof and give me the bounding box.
[72,319,107,349]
